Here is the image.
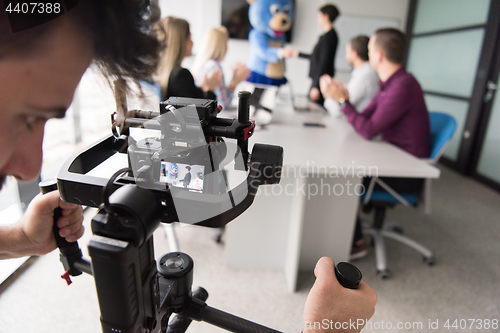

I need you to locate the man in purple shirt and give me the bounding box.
[320,28,431,258]
[320,28,430,158]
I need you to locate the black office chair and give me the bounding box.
[360,112,457,279]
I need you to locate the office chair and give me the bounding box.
[360,112,457,279]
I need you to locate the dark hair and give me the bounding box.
[319,4,340,23]
[373,28,406,64]
[0,0,162,86]
[186,166,191,170]
[349,35,369,61]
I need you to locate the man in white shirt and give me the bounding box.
[323,35,379,117]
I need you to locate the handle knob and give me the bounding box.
[335,262,362,289]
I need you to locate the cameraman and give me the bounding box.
[0,0,160,257]
[0,1,376,331]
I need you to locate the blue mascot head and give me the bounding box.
[248,0,294,39]
[169,163,178,179]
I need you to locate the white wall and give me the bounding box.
[159,0,409,94]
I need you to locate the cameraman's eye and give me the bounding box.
[24,115,36,130]
[283,5,290,13]
[270,4,280,14]
[24,115,46,131]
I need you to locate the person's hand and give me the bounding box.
[282,46,296,59]
[309,87,321,101]
[229,63,250,91]
[19,191,84,256]
[320,75,348,103]
[303,257,377,333]
[200,68,223,92]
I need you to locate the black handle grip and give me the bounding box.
[335,262,362,289]
[39,180,75,251]
[51,206,73,250]
[39,179,83,276]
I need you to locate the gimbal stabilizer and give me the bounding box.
[40,85,363,333]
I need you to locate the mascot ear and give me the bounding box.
[246,0,256,4]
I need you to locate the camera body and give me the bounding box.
[128,99,220,195]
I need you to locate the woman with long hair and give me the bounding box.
[192,26,249,109]
[155,17,222,100]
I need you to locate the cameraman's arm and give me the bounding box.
[0,191,84,259]
[303,257,377,333]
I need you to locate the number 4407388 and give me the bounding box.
[444,319,498,330]
[5,2,61,14]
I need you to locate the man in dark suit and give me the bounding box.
[182,166,192,188]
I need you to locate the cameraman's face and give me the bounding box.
[0,19,93,189]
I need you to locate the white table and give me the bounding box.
[225,98,440,292]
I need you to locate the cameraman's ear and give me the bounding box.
[246,0,256,4]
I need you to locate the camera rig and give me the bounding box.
[56,80,283,228]
[41,80,362,333]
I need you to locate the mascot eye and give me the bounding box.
[270,4,280,14]
[283,5,290,13]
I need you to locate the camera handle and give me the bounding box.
[39,179,92,284]
[158,252,362,333]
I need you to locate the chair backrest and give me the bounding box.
[428,112,457,163]
[364,112,457,210]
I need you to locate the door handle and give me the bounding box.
[484,80,498,103]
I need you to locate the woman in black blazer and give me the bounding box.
[156,17,222,101]
[296,4,339,106]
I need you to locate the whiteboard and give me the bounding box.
[334,15,400,72]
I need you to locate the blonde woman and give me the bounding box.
[192,26,250,109]
[155,17,222,100]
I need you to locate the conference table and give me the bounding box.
[224,96,440,292]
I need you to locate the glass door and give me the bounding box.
[472,27,500,191]
[405,0,498,173]
[475,77,500,188]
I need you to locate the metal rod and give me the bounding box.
[74,257,93,276]
[201,305,282,333]
[238,91,251,124]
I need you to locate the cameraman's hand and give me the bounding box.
[200,68,223,92]
[229,63,250,91]
[303,257,377,333]
[19,191,84,256]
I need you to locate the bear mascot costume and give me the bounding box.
[247,0,294,86]
[246,0,294,113]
